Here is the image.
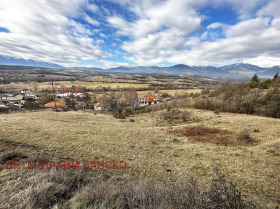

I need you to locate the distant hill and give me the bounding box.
[0,56,64,69]
[94,63,280,79]
[0,55,279,79]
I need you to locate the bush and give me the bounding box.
[239,129,252,142]
[162,109,192,124]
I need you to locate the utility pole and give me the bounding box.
[51,79,57,112]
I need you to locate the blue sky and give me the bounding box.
[0,0,279,68]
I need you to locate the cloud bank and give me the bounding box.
[0,0,279,68]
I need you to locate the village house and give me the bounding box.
[78,102,93,109]
[73,90,85,97]
[20,89,31,94]
[56,89,85,98]
[94,102,109,111]
[0,93,25,109]
[138,95,165,106]
[5,95,24,102]
[0,101,7,108]
[0,93,9,101]
[22,90,39,99]
[44,101,66,109]
[56,90,72,98]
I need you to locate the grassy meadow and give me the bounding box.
[1,109,279,208]
[0,80,150,91]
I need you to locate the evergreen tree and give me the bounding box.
[248,74,260,88]
[251,74,260,83]
[273,73,279,80]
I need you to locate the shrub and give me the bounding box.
[162,109,192,124]
[239,129,252,142]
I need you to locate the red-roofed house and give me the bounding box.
[94,102,109,110]
[73,90,85,97]
[138,95,160,106]
[44,101,66,108]
[56,90,72,98]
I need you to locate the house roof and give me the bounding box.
[0,93,10,97]
[73,90,83,93]
[0,101,5,105]
[6,95,24,101]
[94,102,107,107]
[44,101,66,108]
[59,90,72,94]
[146,95,155,102]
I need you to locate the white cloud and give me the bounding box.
[108,0,202,38]
[99,33,108,38]
[243,56,280,67]
[107,0,205,66]
[257,0,280,17]
[0,0,279,68]
[84,15,100,26]
[207,22,228,30]
[0,0,106,66]
[167,17,280,66]
[107,0,280,67]
[212,0,271,19]
[225,17,270,37]
[87,3,100,14]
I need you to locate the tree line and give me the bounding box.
[193,73,280,118]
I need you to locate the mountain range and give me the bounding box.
[0,56,279,79]
[76,63,280,79]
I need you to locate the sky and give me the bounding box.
[0,0,279,68]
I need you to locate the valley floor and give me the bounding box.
[0,109,280,208]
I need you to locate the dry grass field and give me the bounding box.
[0,108,279,208]
[136,89,202,97]
[0,81,150,91]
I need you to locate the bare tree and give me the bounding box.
[232,83,249,113]
[125,88,138,114]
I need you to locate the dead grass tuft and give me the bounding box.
[0,152,28,164]
[170,126,255,146]
[1,167,253,209]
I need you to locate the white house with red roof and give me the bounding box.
[94,102,109,110]
[138,95,165,106]
[56,90,72,98]
[56,89,85,98]
[73,90,85,97]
